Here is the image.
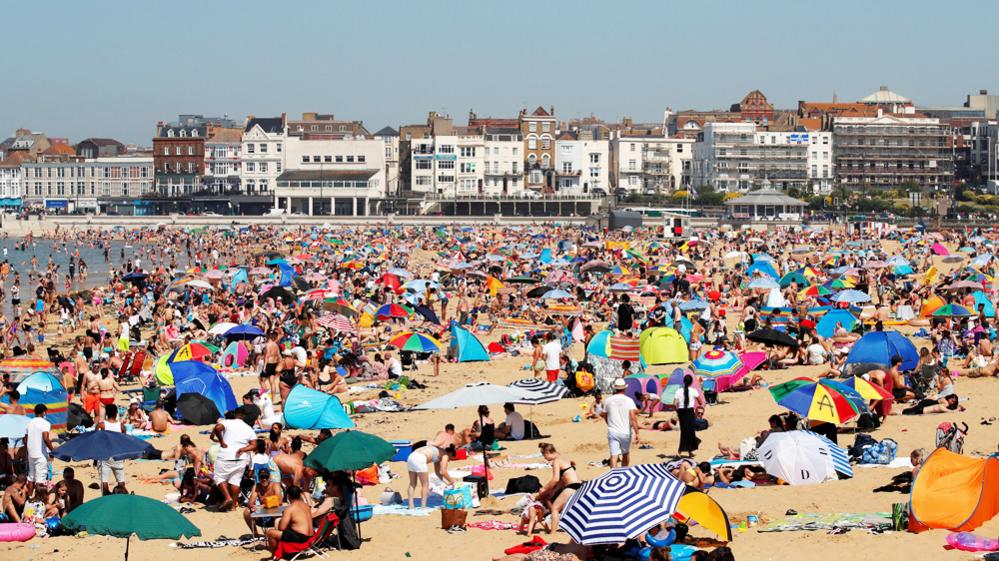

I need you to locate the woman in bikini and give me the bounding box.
[535,442,582,536]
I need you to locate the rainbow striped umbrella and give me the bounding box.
[799,285,833,298]
[932,304,974,318]
[375,303,411,320]
[838,376,892,400]
[388,332,443,353]
[768,377,867,424]
[691,350,742,378]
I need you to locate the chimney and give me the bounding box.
[880,85,888,91]
[550,105,555,116]
[981,89,989,95]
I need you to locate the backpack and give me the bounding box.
[575,370,596,393]
[504,475,542,495]
[935,422,968,454]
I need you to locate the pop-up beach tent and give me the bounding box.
[283,384,355,430]
[449,324,489,362]
[173,362,237,417]
[909,448,999,532]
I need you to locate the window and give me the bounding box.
[175,146,181,156]
[676,144,684,153]
[438,160,455,170]
[312,156,321,163]
[460,178,477,192]
[245,179,255,193]
[276,143,282,152]
[346,156,354,163]
[460,162,476,173]
[438,145,454,154]
[179,129,187,137]
[260,143,267,153]
[302,156,309,163]
[335,156,343,163]
[511,162,518,174]
[358,155,365,163]
[276,162,281,173]
[589,153,600,164]
[512,147,518,155]
[162,147,169,155]
[590,168,599,178]
[528,139,537,150]
[541,139,551,150]
[542,122,550,132]
[246,143,256,154]
[260,162,268,173]
[562,162,573,173]
[529,122,537,132]
[460,146,476,157]
[324,155,333,163]
[385,147,392,158]
[437,174,454,183]
[416,160,432,170]
[188,146,194,156]
[325,125,332,132]
[415,176,431,186]
[628,159,637,171]
[630,143,636,152]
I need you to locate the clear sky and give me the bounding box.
[3,0,997,144]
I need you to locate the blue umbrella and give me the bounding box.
[0,414,31,440]
[972,291,996,318]
[748,277,780,290]
[845,331,918,371]
[560,463,686,545]
[52,430,155,462]
[746,260,779,280]
[223,324,265,340]
[832,289,871,304]
[542,289,573,300]
[678,299,708,312]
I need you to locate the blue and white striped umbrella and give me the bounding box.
[509,379,569,402]
[560,463,686,545]
[809,431,853,478]
[757,430,852,485]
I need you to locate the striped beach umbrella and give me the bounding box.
[757,430,852,485]
[691,349,742,378]
[768,377,866,424]
[799,285,832,298]
[838,375,893,401]
[932,304,974,318]
[317,313,355,334]
[509,379,569,402]
[375,303,410,320]
[388,332,442,353]
[560,463,686,545]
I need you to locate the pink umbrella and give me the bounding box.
[249,267,272,276]
[204,269,225,280]
[318,314,356,334]
[714,351,767,392]
[931,243,949,256]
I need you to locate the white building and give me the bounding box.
[0,158,23,207]
[203,127,242,194]
[555,132,609,194]
[611,134,693,194]
[692,122,832,193]
[373,127,401,196]
[240,116,285,196]
[275,136,385,215]
[21,155,154,212]
[483,126,523,195]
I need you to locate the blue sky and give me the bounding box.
[3,1,997,144]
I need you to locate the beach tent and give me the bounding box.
[5,387,69,433]
[639,328,688,365]
[16,371,65,394]
[746,260,779,280]
[221,341,250,368]
[845,331,918,371]
[919,295,945,317]
[815,309,858,338]
[659,368,706,410]
[283,384,355,430]
[586,330,613,359]
[624,374,663,409]
[765,287,788,308]
[971,291,996,317]
[909,448,999,532]
[449,324,490,362]
[173,362,237,417]
[930,243,949,256]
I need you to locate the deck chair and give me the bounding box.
[273,513,339,560]
[128,350,146,378]
[140,386,161,412]
[117,351,134,380]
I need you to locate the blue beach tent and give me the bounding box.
[449,324,490,362]
[173,361,238,416]
[283,384,355,430]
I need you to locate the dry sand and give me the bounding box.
[3,249,997,561]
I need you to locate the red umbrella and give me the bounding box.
[378,273,402,293]
[707,290,721,302]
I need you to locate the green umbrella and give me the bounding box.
[304,430,395,472]
[62,494,200,560]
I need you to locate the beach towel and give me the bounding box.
[172,537,264,549]
[757,512,892,533]
[467,520,517,530]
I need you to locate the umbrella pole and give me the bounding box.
[353,470,363,543]
[124,535,130,561]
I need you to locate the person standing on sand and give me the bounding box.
[602,379,639,467]
[210,409,257,512]
[262,330,281,402]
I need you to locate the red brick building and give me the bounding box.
[153,121,206,197]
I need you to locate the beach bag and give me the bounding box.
[849,433,878,461]
[935,422,968,454]
[505,475,542,495]
[443,486,473,509]
[575,370,596,393]
[441,508,468,529]
[861,438,897,465]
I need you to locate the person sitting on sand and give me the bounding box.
[59,467,84,514]
[952,346,999,378]
[1,474,27,522]
[243,467,283,538]
[148,400,174,433]
[668,459,714,490]
[266,485,313,554]
[273,436,309,488]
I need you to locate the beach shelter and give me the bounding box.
[638,327,688,365]
[714,351,766,392]
[0,414,31,440]
[971,291,996,317]
[659,368,706,410]
[173,361,237,417]
[0,357,58,383]
[6,387,69,433]
[283,384,355,430]
[845,331,918,371]
[779,270,809,288]
[815,309,859,338]
[16,371,65,394]
[910,448,999,532]
[919,295,946,317]
[449,324,489,362]
[624,374,664,408]
[675,489,733,541]
[220,341,250,368]
[931,243,950,256]
[746,260,779,280]
[586,330,613,359]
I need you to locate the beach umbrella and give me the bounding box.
[746,260,779,280]
[747,328,798,348]
[930,243,949,256]
[304,430,396,473]
[175,393,221,425]
[779,270,809,288]
[580,261,611,273]
[223,324,265,341]
[62,494,201,560]
[678,299,708,312]
[714,351,767,392]
[260,286,295,305]
[586,330,613,359]
[121,272,148,284]
[388,331,443,353]
[509,379,569,402]
[768,377,867,424]
[691,349,742,378]
[322,297,358,317]
[52,430,155,462]
[317,313,356,333]
[748,277,780,290]
[412,304,441,325]
[504,275,541,284]
[0,415,31,440]
[16,371,65,394]
[824,277,855,290]
[757,431,852,485]
[846,330,919,371]
[207,322,237,336]
[832,289,871,304]
[374,303,410,320]
[933,304,973,318]
[946,280,984,291]
[168,342,215,363]
[838,376,893,401]
[542,289,574,300]
[560,463,686,545]
[799,285,832,298]
[414,382,555,410]
[608,283,637,293]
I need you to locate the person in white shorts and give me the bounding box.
[406,444,456,510]
[98,403,129,494]
[601,379,639,467]
[210,409,257,511]
[24,404,54,496]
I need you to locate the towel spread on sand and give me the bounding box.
[757,512,892,533]
[171,537,263,549]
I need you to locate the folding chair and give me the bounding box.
[117,351,134,380]
[273,513,339,560]
[140,386,161,412]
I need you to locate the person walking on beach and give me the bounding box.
[674,374,701,458]
[602,378,639,467]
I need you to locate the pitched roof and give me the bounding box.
[531,106,550,117]
[206,128,243,143]
[860,87,910,104]
[373,126,398,137]
[41,143,76,156]
[245,117,284,134]
[78,138,124,147]
[724,189,807,207]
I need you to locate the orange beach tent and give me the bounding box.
[909,448,999,532]
[919,295,945,318]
